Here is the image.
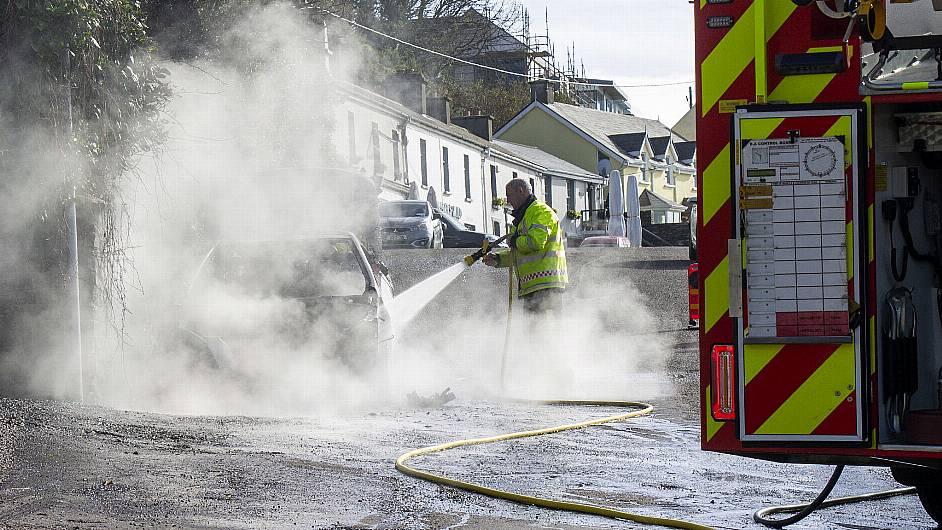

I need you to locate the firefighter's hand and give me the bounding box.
[483,253,498,267]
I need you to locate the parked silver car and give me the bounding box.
[379,200,443,249]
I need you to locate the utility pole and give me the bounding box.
[62,46,84,404]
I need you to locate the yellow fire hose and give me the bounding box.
[395,399,713,530]
[395,249,713,530]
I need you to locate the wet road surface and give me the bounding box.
[0,247,935,529]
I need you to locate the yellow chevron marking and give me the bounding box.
[704,255,730,335]
[701,3,756,117]
[702,145,731,226]
[743,344,785,386]
[706,385,725,442]
[823,116,853,169]
[701,3,796,117]
[755,344,856,435]
[702,117,784,227]
[767,69,835,105]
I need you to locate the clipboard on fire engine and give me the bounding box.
[731,104,867,443]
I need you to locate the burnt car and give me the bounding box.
[177,234,393,374]
[434,208,502,249]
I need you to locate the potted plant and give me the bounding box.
[566,209,580,220]
[491,197,506,209]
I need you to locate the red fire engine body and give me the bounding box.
[695,0,942,522]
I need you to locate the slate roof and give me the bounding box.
[674,141,697,165]
[608,132,647,158]
[546,102,680,161]
[493,141,604,183]
[648,136,672,161]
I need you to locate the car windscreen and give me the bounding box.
[197,240,367,298]
[437,211,464,231]
[380,202,428,218]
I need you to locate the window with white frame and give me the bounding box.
[666,158,675,186]
[442,146,450,193]
[641,153,650,183]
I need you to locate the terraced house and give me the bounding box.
[495,82,696,225]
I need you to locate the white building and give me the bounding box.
[335,75,604,236]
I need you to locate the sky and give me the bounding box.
[518,0,695,127]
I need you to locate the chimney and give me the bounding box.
[529,80,554,104]
[427,96,452,124]
[453,115,493,142]
[385,72,427,115]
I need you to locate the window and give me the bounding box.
[666,159,675,186]
[512,171,518,180]
[529,177,535,194]
[420,139,428,186]
[463,154,471,199]
[392,131,401,180]
[640,153,650,183]
[442,146,450,193]
[567,180,576,211]
[490,164,498,198]
[347,111,356,163]
[544,176,553,205]
[493,221,501,236]
[371,122,381,173]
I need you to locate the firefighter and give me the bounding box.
[483,178,568,314]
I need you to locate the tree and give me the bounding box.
[0,0,172,394]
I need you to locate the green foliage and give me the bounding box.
[3,0,171,202]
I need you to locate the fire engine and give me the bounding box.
[695,0,942,523]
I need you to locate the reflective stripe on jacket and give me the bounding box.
[493,200,568,297]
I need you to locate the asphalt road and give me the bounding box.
[0,247,935,529]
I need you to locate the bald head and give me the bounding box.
[506,178,531,195]
[505,178,533,209]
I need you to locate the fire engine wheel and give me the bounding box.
[891,466,941,523]
[916,486,942,524]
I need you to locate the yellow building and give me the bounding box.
[495,85,696,224]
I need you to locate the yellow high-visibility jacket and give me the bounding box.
[493,198,568,297]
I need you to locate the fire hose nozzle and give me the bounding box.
[464,240,491,266]
[463,234,508,266]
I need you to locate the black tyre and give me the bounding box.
[917,485,942,524]
[892,466,942,524]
